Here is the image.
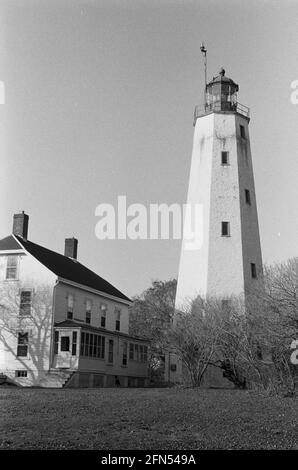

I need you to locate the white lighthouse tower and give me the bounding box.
[175,67,263,309]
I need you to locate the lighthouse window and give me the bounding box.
[245,189,251,205]
[251,263,257,279]
[221,151,229,165]
[240,125,245,139]
[221,222,230,237]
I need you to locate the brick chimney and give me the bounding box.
[64,238,78,259]
[13,211,29,239]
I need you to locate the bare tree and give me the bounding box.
[244,258,298,394]
[211,259,298,394]
[129,279,176,381]
[168,297,225,387]
[129,259,298,394]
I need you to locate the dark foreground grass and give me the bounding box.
[0,387,297,450]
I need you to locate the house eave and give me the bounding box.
[0,249,25,255]
[57,277,132,306]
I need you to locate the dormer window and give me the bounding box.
[6,255,18,280]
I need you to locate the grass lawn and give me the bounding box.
[0,387,297,450]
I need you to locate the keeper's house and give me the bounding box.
[0,212,149,388]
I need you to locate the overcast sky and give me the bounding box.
[1,0,298,297]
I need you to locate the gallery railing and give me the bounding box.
[193,101,250,125]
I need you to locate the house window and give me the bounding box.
[134,344,139,361]
[19,290,32,316]
[72,331,77,356]
[139,345,148,362]
[108,339,114,363]
[129,343,134,360]
[99,336,105,359]
[89,334,94,356]
[240,124,245,138]
[61,336,70,352]
[15,370,27,378]
[144,346,148,363]
[251,263,257,279]
[80,332,85,355]
[221,151,229,165]
[54,331,59,354]
[84,333,89,356]
[6,255,18,280]
[67,294,74,320]
[100,304,107,328]
[245,189,251,205]
[85,300,92,324]
[221,221,230,237]
[115,308,121,331]
[80,332,105,359]
[122,342,127,366]
[17,332,28,357]
[139,345,144,362]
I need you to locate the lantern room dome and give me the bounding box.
[207,68,239,91]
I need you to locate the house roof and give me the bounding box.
[0,235,130,302]
[0,235,22,251]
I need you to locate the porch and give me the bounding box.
[51,321,149,388]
